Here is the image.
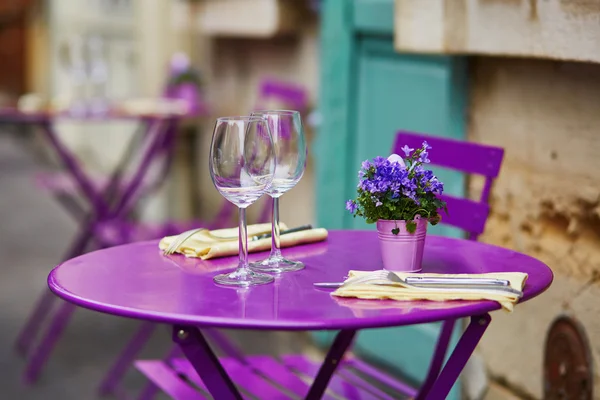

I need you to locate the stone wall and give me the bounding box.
[468,57,600,398]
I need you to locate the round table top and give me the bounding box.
[48,231,553,331]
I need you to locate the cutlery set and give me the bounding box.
[314,270,523,297]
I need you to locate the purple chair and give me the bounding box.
[393,131,504,241]
[97,78,310,398]
[129,132,504,399]
[255,78,309,224]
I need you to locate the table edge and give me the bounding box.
[48,269,550,331]
[47,231,554,331]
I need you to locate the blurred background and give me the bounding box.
[1,0,599,399]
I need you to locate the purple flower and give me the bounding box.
[350,153,446,222]
[400,145,414,157]
[422,141,431,150]
[345,200,357,213]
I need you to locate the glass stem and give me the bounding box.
[238,207,249,272]
[270,197,282,259]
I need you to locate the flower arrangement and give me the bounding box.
[345,141,447,234]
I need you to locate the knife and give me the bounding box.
[404,277,510,286]
[250,224,313,241]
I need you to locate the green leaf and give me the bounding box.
[406,220,417,233]
[391,227,400,235]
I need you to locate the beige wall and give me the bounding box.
[193,16,319,227]
[468,57,600,398]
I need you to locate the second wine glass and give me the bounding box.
[249,110,307,273]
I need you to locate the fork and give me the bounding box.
[162,228,207,255]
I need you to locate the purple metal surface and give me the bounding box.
[419,313,491,400]
[377,219,427,272]
[393,131,505,240]
[254,78,308,225]
[393,131,504,179]
[99,321,157,395]
[23,302,77,383]
[135,360,206,399]
[256,79,308,112]
[173,326,242,400]
[347,357,418,398]
[282,354,392,399]
[305,330,356,399]
[218,358,290,399]
[242,355,321,399]
[170,358,211,393]
[16,220,97,360]
[417,319,457,397]
[48,231,552,331]
[14,290,57,356]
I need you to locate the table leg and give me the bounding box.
[98,321,157,396]
[306,329,357,399]
[172,325,243,400]
[416,319,457,398]
[418,313,491,400]
[14,289,57,356]
[39,121,108,216]
[15,221,95,358]
[23,301,77,383]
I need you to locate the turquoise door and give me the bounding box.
[315,0,467,398]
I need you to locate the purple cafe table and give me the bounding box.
[48,231,553,399]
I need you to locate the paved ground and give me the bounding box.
[0,131,517,399]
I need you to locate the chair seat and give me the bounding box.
[135,354,414,400]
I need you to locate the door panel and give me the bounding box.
[348,37,465,399]
[349,38,464,238]
[315,1,468,398]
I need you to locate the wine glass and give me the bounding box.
[249,110,307,273]
[210,116,276,286]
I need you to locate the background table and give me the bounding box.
[1,107,183,383]
[48,231,553,399]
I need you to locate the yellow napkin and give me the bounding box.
[159,223,328,260]
[332,270,528,312]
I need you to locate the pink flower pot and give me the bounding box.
[376,219,428,273]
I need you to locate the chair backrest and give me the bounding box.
[393,131,504,241]
[255,78,309,223]
[255,78,308,112]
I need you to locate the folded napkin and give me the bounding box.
[159,223,328,260]
[332,270,528,312]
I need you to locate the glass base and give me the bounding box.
[249,255,305,273]
[213,267,274,287]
